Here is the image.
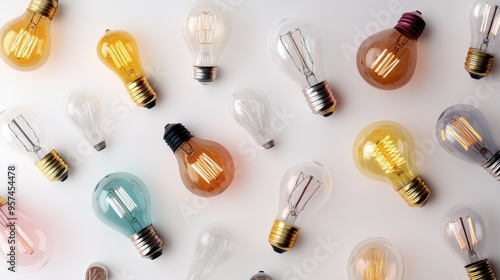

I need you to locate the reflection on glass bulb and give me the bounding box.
[268,160,331,253]
[440,204,497,280]
[0,0,58,71]
[348,237,404,280]
[0,106,69,182]
[63,89,106,152]
[92,172,164,260]
[436,104,500,180]
[250,271,273,280]
[163,123,235,197]
[229,86,275,149]
[352,121,430,207]
[0,196,53,273]
[465,1,500,79]
[269,18,337,117]
[356,11,425,90]
[187,223,235,280]
[97,29,158,109]
[182,0,232,84]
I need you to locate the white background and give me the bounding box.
[1,0,500,279]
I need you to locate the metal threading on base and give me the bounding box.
[85,263,108,280]
[302,81,337,117]
[193,66,218,84]
[126,76,157,109]
[28,0,58,20]
[397,176,430,207]
[35,150,69,182]
[262,140,275,150]
[268,220,299,254]
[163,123,193,152]
[94,141,106,152]
[250,271,274,280]
[465,259,497,280]
[130,225,164,260]
[483,151,500,180]
[465,48,494,80]
[394,11,426,40]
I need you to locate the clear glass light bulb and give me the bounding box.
[0,196,53,273]
[187,223,235,280]
[436,104,500,180]
[229,86,275,149]
[352,121,430,207]
[0,0,58,71]
[0,106,69,182]
[348,237,404,280]
[63,89,106,152]
[92,172,164,260]
[268,160,331,253]
[269,18,337,117]
[356,11,425,90]
[440,204,497,280]
[163,123,235,197]
[182,0,232,84]
[250,271,273,280]
[97,29,158,109]
[464,1,500,79]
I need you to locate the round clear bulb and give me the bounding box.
[229,86,275,149]
[250,271,273,280]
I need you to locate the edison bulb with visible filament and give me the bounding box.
[187,223,235,280]
[465,1,500,79]
[229,86,275,149]
[436,104,500,180]
[250,271,273,280]
[0,0,58,71]
[352,121,430,207]
[0,106,68,182]
[92,172,164,260]
[182,0,232,84]
[356,11,425,90]
[97,30,158,109]
[269,18,337,117]
[441,204,497,280]
[268,160,331,253]
[63,89,106,152]
[0,196,53,273]
[348,237,404,280]
[163,123,235,197]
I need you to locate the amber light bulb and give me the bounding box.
[97,29,157,109]
[163,123,234,197]
[356,11,426,90]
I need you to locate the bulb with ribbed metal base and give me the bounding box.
[250,271,273,280]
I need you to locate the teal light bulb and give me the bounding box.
[92,172,164,260]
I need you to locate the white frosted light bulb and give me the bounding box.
[63,89,106,151]
[229,86,275,149]
[187,223,236,280]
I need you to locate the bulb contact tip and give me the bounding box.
[126,76,158,109]
[465,259,497,280]
[397,176,430,207]
[268,220,299,254]
[465,49,494,80]
[483,151,500,180]
[130,225,164,260]
[94,141,107,152]
[36,149,69,182]
[193,66,218,84]
[302,81,337,117]
[262,140,275,149]
[28,0,58,19]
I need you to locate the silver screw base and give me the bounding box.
[302,81,337,117]
[130,225,164,260]
[193,66,217,84]
[483,151,500,180]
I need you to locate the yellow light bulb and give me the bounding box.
[352,121,430,207]
[97,29,157,109]
[0,0,58,71]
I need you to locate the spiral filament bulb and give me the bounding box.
[279,28,317,86]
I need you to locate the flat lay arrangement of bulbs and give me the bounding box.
[1,0,500,279]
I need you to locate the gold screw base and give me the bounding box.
[126,76,157,109]
[465,259,497,280]
[397,176,430,207]
[268,220,299,254]
[28,0,58,20]
[303,81,337,117]
[465,48,494,80]
[130,225,164,260]
[35,150,69,182]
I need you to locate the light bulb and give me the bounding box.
[436,104,500,180]
[187,223,235,280]
[229,86,275,149]
[163,123,235,197]
[0,106,68,182]
[352,121,430,207]
[92,172,164,260]
[0,196,53,273]
[269,18,337,117]
[250,271,273,280]
[182,0,232,84]
[85,263,108,280]
[356,11,425,90]
[464,1,500,79]
[440,204,497,280]
[97,29,158,109]
[63,89,106,152]
[0,0,58,71]
[348,237,404,280]
[268,160,331,253]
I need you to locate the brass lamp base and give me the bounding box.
[126,76,157,109]
[35,150,69,182]
[465,259,497,280]
[397,176,430,207]
[465,48,494,80]
[268,220,299,254]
